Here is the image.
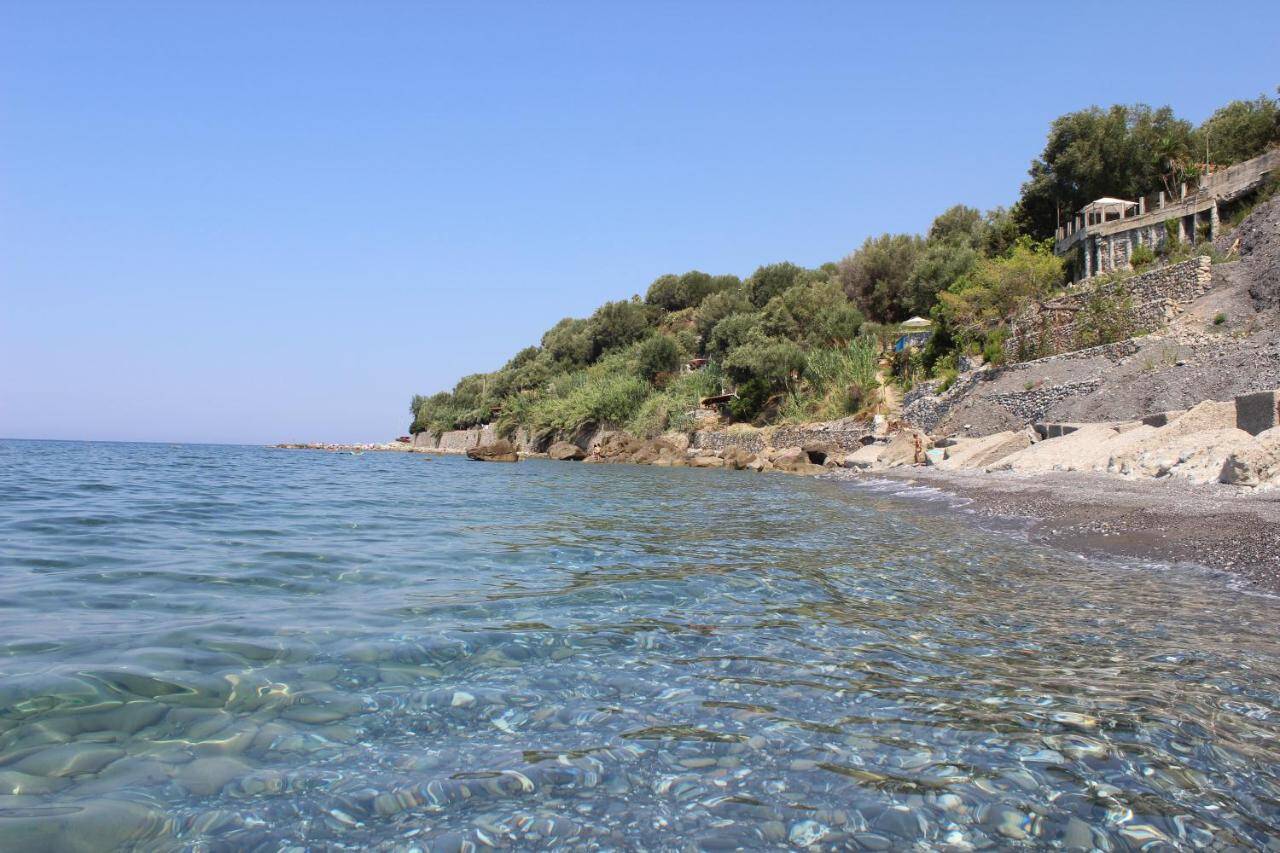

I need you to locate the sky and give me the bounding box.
[2,2,1277,444]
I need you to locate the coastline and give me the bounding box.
[277,432,1280,594]
[828,466,1280,594]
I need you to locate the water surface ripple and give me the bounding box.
[1,440,1278,850]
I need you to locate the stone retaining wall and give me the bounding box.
[691,430,767,454]
[902,338,1142,433]
[982,379,1105,424]
[692,424,870,454]
[1004,256,1212,362]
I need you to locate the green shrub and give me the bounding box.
[635,335,681,382]
[706,313,762,359]
[695,288,754,341]
[645,270,739,312]
[644,274,682,311]
[723,338,806,389]
[1130,243,1155,268]
[1074,291,1136,349]
[1213,312,1227,326]
[803,337,879,394]
[1161,219,1181,257]
[729,378,772,421]
[760,278,863,347]
[1195,243,1227,263]
[589,299,656,357]
[982,329,1008,366]
[541,317,596,368]
[745,262,807,308]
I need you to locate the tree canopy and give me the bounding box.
[412,89,1275,438]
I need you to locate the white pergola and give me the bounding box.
[1080,197,1139,219]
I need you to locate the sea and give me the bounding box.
[1,439,1278,850]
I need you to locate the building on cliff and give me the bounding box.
[1054,147,1279,281]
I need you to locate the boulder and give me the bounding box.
[842,444,884,470]
[466,440,519,462]
[721,446,757,470]
[630,438,684,466]
[660,431,692,453]
[1157,400,1236,437]
[770,446,825,475]
[935,429,1035,471]
[1107,427,1260,484]
[1219,434,1280,485]
[769,447,806,467]
[585,431,643,463]
[547,441,586,461]
[990,424,1121,474]
[689,455,726,468]
[875,429,932,469]
[801,442,838,466]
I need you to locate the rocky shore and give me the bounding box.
[840,466,1280,594]
[272,440,414,453]
[441,386,1280,592]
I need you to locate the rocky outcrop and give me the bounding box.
[547,441,586,461]
[583,431,641,463]
[768,447,825,475]
[466,440,519,462]
[582,432,688,467]
[840,429,932,471]
[629,438,685,466]
[720,446,758,470]
[933,429,1036,470]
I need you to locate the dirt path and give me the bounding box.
[875,362,901,421]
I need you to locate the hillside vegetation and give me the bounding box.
[411,91,1280,442]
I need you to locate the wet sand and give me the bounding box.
[828,467,1280,594]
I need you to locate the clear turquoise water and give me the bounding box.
[1,440,1279,851]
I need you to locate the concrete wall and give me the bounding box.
[411,425,499,453]
[1004,257,1211,362]
[1055,148,1279,266]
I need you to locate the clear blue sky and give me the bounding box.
[3,2,1276,444]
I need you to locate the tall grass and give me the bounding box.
[627,367,722,437]
[525,369,648,435]
[781,335,881,422]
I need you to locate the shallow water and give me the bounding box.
[1,440,1279,851]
